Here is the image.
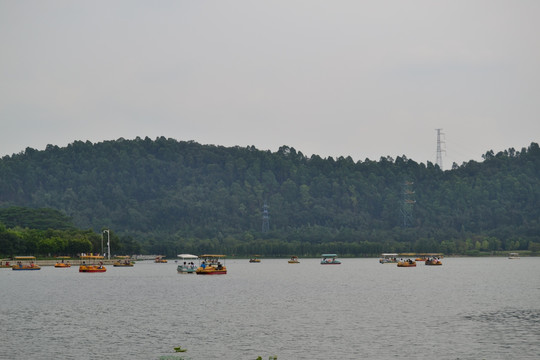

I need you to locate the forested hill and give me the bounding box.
[0,137,539,256]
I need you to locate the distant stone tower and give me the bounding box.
[262,200,269,233]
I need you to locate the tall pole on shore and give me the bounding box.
[103,229,110,259]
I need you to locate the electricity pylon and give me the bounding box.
[262,201,269,233]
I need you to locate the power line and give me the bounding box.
[400,181,415,227]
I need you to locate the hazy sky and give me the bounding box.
[1,1,539,168]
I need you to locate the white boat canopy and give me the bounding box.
[177,254,198,259]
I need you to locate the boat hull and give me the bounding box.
[196,266,227,275]
[177,266,196,273]
[397,262,416,267]
[55,263,71,268]
[321,254,341,265]
[79,265,106,273]
[12,266,41,270]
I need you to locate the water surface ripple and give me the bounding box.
[1,257,539,359]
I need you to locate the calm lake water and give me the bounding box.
[2,257,540,359]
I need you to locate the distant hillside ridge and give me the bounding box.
[0,206,74,230]
[0,137,539,256]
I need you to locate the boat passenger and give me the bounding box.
[217,262,223,270]
[201,261,206,269]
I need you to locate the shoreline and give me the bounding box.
[2,259,128,267]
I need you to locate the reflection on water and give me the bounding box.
[462,308,540,359]
[464,308,540,325]
[1,257,540,359]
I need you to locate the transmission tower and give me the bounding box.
[262,200,269,233]
[400,181,415,227]
[435,128,446,169]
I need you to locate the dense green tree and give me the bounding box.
[0,138,539,257]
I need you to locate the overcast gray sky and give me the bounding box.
[1,1,539,169]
